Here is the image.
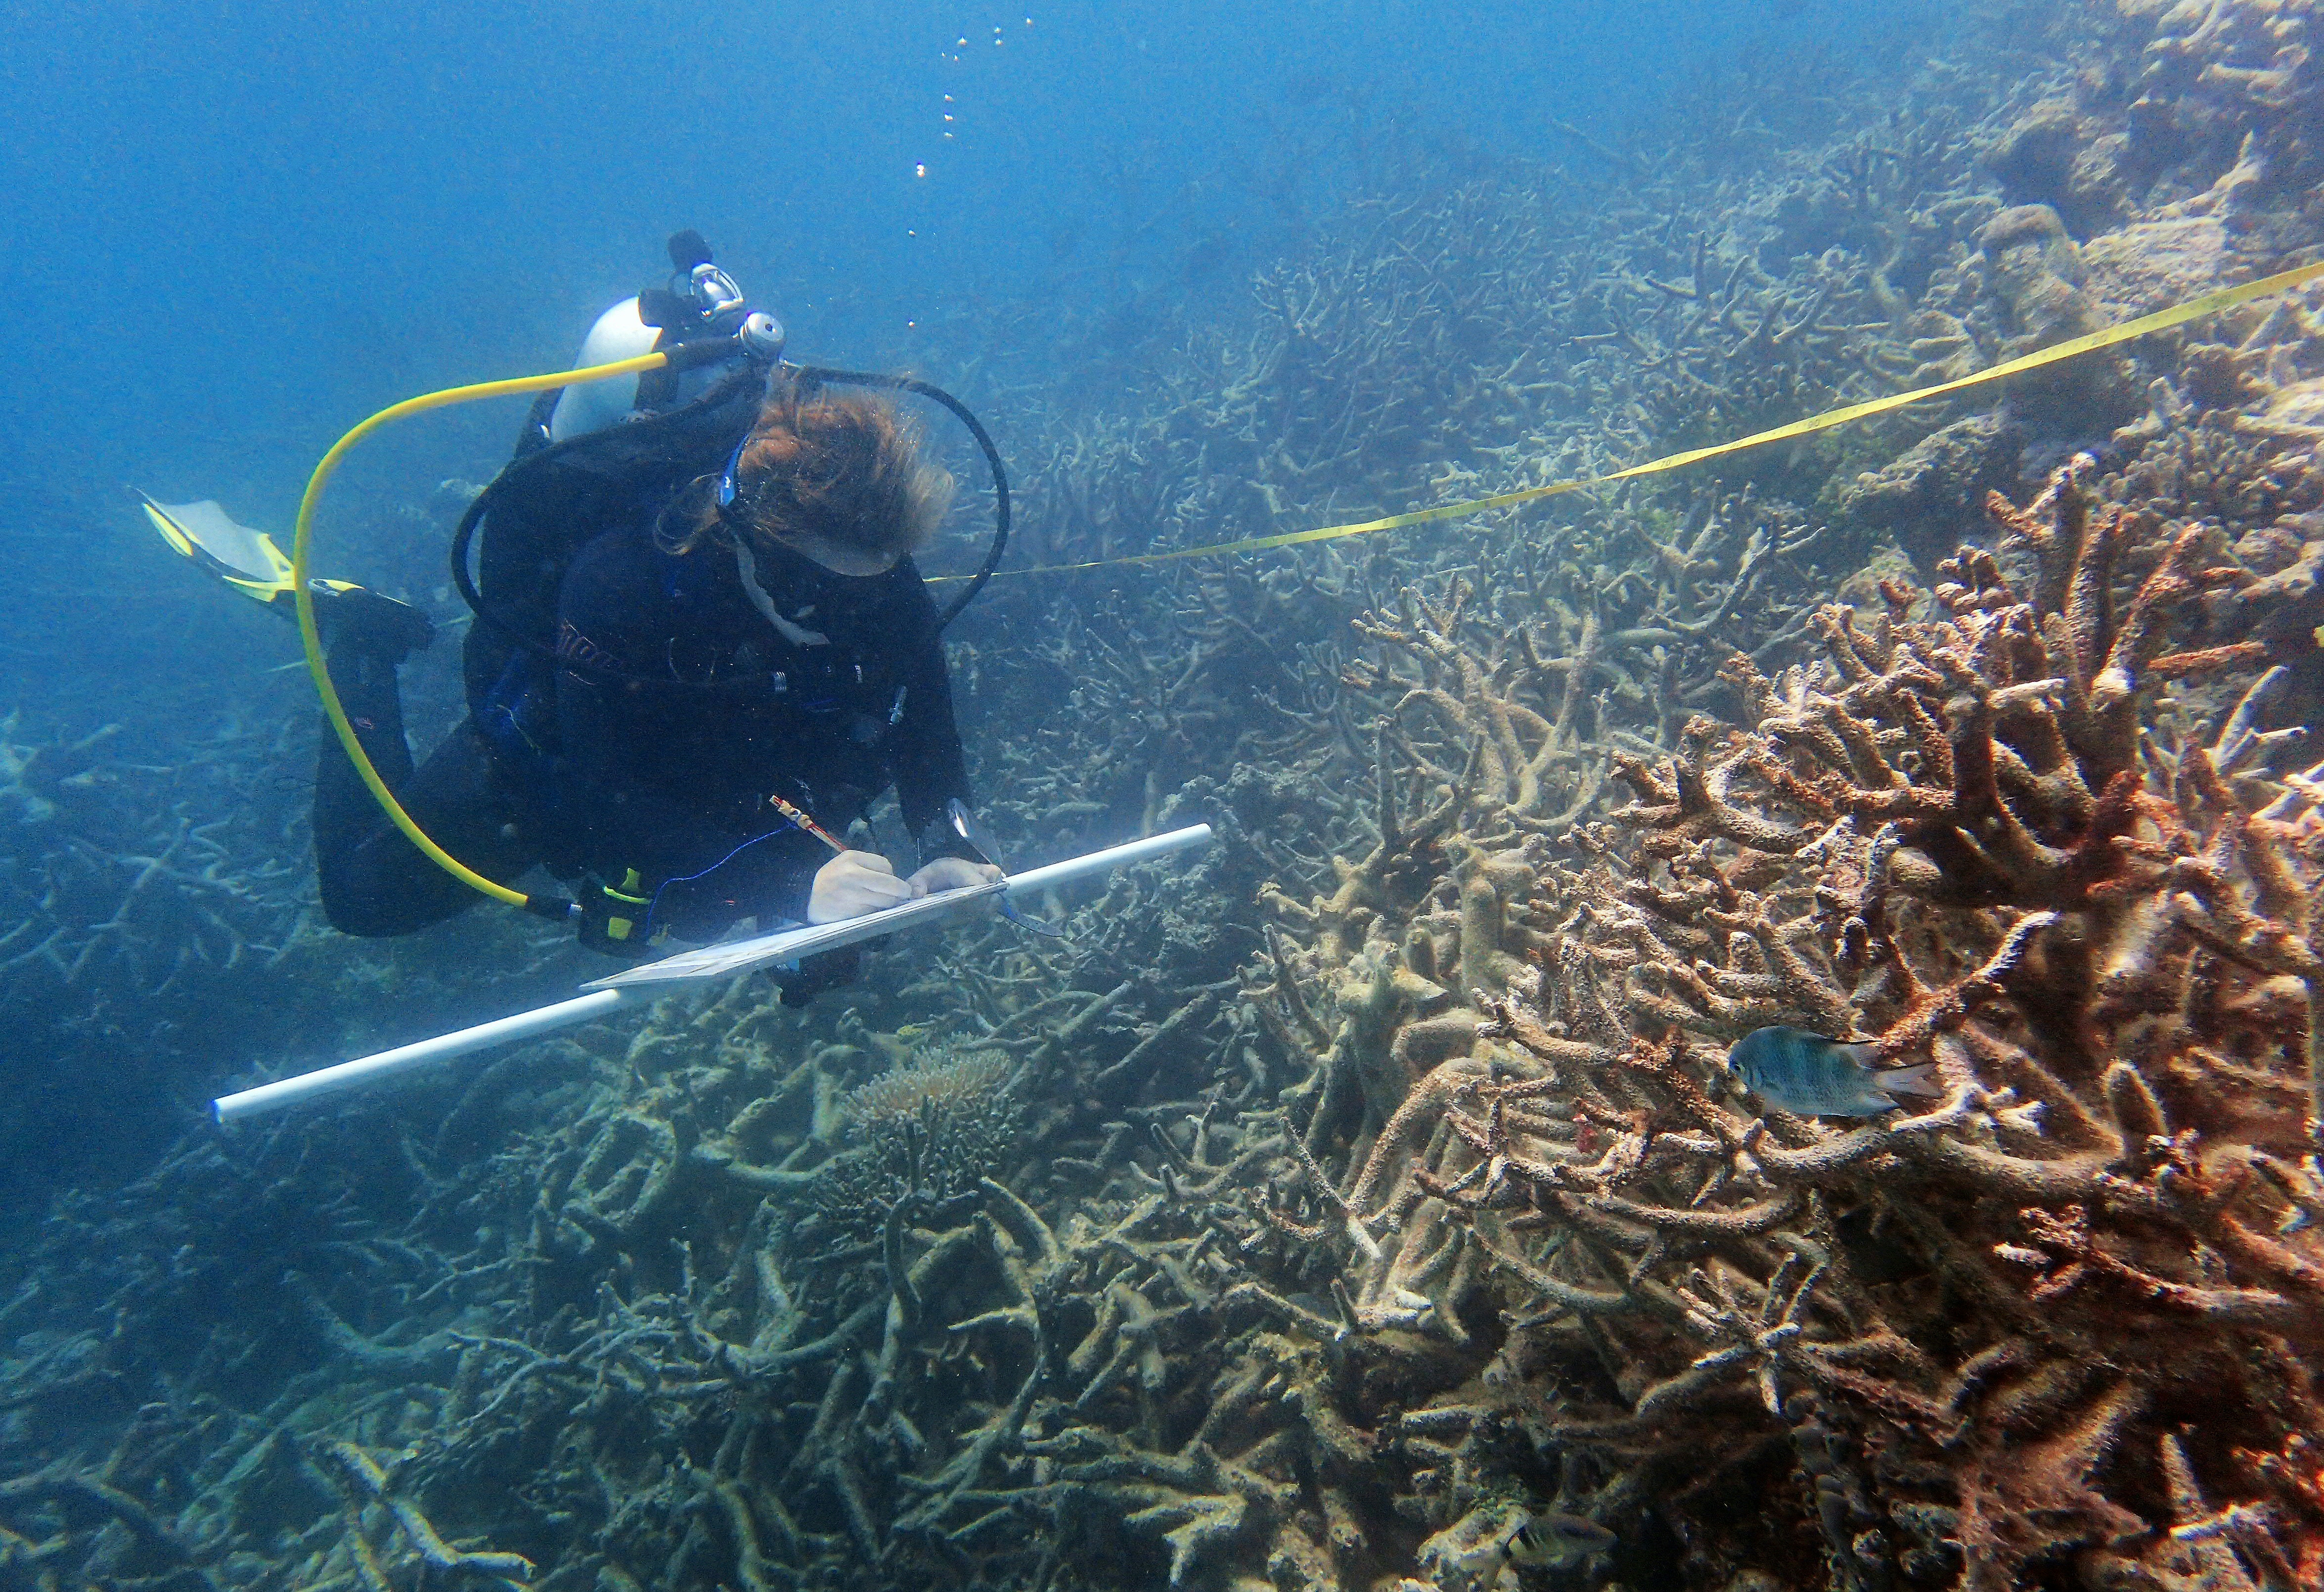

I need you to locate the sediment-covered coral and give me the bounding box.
[1985,0,2320,241]
[808,1044,1024,1248]
[1248,458,2324,1590]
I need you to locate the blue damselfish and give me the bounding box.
[1727,1026,1943,1117]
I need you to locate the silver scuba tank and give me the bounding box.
[548,237,785,444]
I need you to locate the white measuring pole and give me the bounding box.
[211,824,1211,1125]
[213,989,636,1126]
[1007,823,1209,892]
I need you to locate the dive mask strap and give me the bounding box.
[715,433,750,519]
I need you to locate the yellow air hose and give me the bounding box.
[290,351,670,913]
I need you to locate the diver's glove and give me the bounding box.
[807,850,914,921]
[314,585,436,667]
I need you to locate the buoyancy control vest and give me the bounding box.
[453,362,769,721]
[483,515,959,901]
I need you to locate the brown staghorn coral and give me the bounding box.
[1289,460,2323,1590]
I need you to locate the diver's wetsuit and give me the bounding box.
[313,648,532,938]
[314,513,974,949]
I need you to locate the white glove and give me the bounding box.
[908,857,1004,896]
[807,850,914,922]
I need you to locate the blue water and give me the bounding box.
[1,1,1890,500]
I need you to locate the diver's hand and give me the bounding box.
[807,851,913,922]
[908,857,1003,897]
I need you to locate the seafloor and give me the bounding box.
[4,2,2323,1590]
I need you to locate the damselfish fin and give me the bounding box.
[1877,1061,1944,1099]
[136,491,300,611]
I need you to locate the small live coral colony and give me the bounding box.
[7,2,2324,1590]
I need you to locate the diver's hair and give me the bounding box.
[665,384,953,561]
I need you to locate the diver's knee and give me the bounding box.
[317,873,467,939]
[318,897,422,940]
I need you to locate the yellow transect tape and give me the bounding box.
[939,257,2324,582]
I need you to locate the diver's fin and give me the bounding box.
[136,491,301,610]
[134,490,402,640]
[1877,1062,1943,1099]
[134,488,295,604]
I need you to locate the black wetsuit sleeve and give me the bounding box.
[894,633,978,862]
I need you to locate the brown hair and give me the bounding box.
[666,386,953,561]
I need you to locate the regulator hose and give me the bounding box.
[788,365,1010,631]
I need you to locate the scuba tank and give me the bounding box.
[544,231,786,445]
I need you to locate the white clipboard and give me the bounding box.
[582,879,1011,989]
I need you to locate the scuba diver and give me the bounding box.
[143,233,1007,1003]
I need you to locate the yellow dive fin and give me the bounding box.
[136,491,359,614]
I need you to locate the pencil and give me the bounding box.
[768,793,847,853]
